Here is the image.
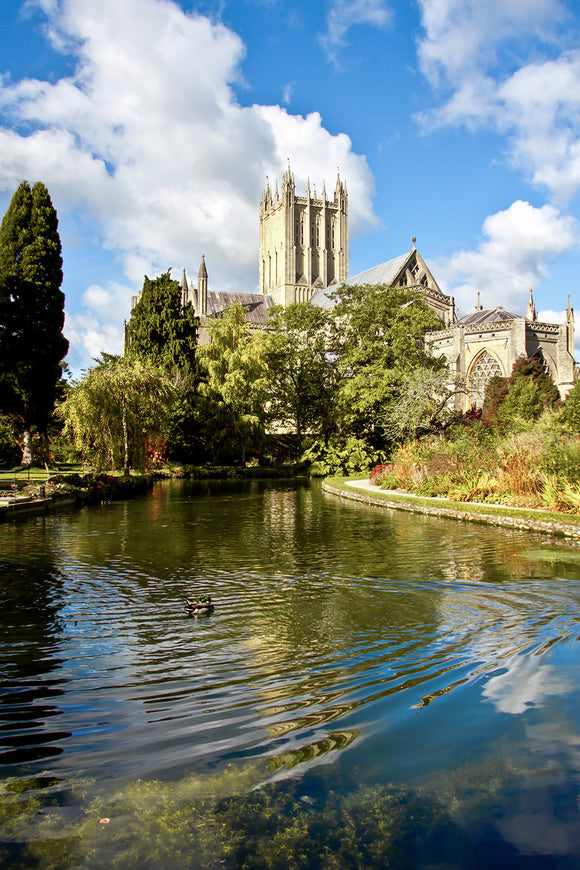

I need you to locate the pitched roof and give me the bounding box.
[206,291,274,326]
[311,251,413,309]
[456,307,521,326]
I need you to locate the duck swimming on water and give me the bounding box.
[185,593,214,616]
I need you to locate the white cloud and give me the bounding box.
[321,0,393,64]
[483,655,568,715]
[416,1,580,203]
[0,0,377,368]
[432,200,578,316]
[417,0,566,84]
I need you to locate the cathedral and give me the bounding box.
[130,168,575,406]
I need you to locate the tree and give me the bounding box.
[0,181,68,464]
[127,271,198,373]
[58,355,174,473]
[328,285,443,446]
[560,380,580,431]
[196,303,269,461]
[486,357,560,431]
[264,303,338,455]
[381,369,467,442]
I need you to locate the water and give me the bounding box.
[2,478,580,867]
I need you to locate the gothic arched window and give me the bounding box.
[533,349,552,377]
[469,350,503,409]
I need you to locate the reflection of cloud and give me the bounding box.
[483,656,569,714]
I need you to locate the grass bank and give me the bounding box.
[324,476,580,540]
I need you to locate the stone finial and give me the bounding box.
[412,237,416,249]
[526,288,537,321]
[567,293,574,324]
[475,291,483,311]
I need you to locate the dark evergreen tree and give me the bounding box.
[0,181,68,464]
[127,271,199,373]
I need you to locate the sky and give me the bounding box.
[1,0,580,374]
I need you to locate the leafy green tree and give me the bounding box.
[196,303,269,461]
[490,357,560,431]
[328,285,443,446]
[58,355,174,473]
[127,271,198,373]
[381,369,466,442]
[560,380,580,431]
[0,181,68,464]
[264,303,338,455]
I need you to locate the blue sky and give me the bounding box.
[1,0,580,374]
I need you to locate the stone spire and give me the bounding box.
[475,291,483,311]
[180,268,189,308]
[198,254,208,317]
[526,288,537,321]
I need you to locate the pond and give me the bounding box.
[2,478,580,868]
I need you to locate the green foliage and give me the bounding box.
[301,435,385,477]
[127,271,198,372]
[489,357,560,433]
[381,369,466,442]
[497,377,544,428]
[58,355,175,472]
[328,285,443,445]
[196,303,269,461]
[560,380,580,431]
[542,438,580,485]
[0,413,20,466]
[0,181,68,457]
[264,303,339,454]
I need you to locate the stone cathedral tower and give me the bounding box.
[259,167,348,307]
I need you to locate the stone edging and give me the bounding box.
[322,480,580,541]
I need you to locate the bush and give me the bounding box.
[369,463,397,489]
[302,436,386,477]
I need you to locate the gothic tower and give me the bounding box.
[259,167,348,306]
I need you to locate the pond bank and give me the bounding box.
[323,476,580,541]
[0,473,154,523]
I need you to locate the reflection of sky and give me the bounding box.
[482,656,569,715]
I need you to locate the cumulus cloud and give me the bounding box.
[483,655,568,715]
[416,0,580,204]
[0,0,377,368]
[321,0,393,64]
[432,200,578,316]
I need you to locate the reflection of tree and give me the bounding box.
[0,537,69,768]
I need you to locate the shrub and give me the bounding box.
[302,436,386,477]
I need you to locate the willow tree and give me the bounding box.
[58,355,174,473]
[196,303,269,461]
[0,181,68,464]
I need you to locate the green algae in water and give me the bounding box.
[0,750,562,870]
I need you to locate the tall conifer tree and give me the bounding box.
[0,181,68,463]
[127,271,198,372]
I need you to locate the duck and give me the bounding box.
[184,593,214,616]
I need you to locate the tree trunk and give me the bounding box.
[21,429,33,466]
[122,407,129,475]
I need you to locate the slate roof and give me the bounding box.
[311,251,412,309]
[456,307,521,326]
[205,291,274,326]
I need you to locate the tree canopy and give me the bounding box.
[58,355,175,473]
[328,285,444,445]
[264,303,338,454]
[0,181,68,462]
[127,271,198,373]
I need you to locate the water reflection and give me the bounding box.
[1,480,580,865]
[0,529,70,769]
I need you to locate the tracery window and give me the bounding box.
[469,350,503,409]
[533,349,552,377]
